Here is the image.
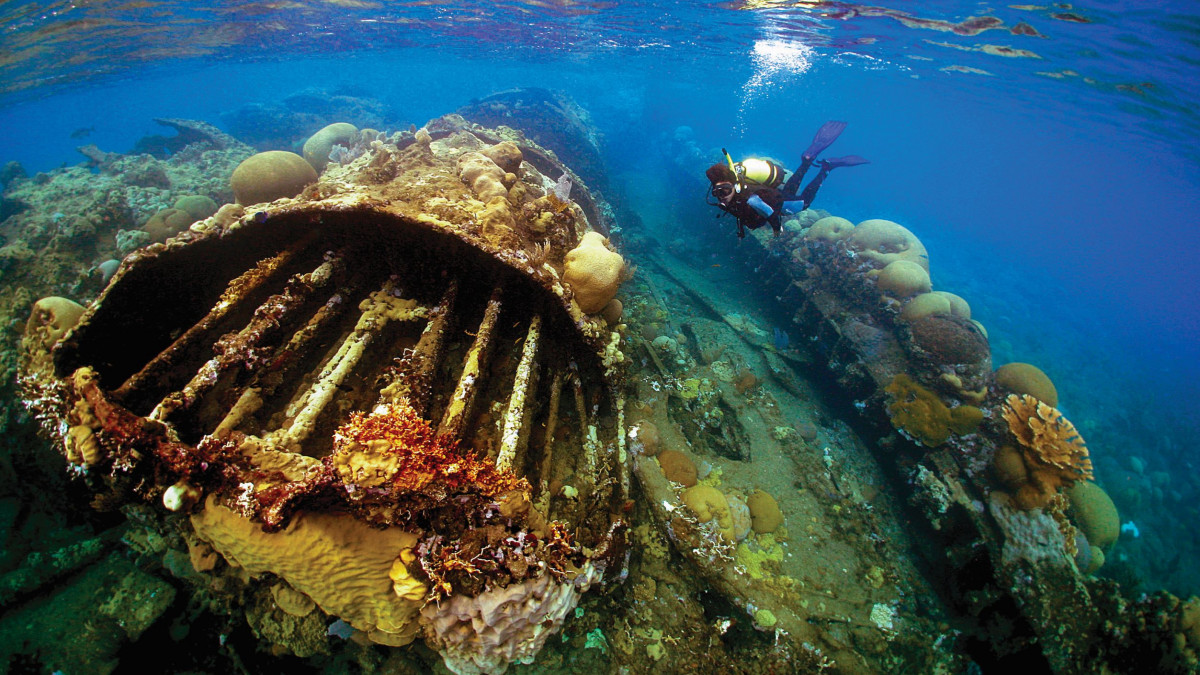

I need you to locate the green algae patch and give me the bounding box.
[736,533,784,579]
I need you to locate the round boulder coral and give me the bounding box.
[656,449,696,486]
[995,362,1058,407]
[231,151,318,206]
[992,444,1029,488]
[682,485,734,540]
[26,296,86,347]
[481,141,524,174]
[930,291,971,319]
[805,215,854,241]
[907,315,989,365]
[563,232,624,314]
[900,292,952,322]
[847,219,929,270]
[1067,481,1119,549]
[174,194,219,221]
[747,490,782,534]
[303,122,359,173]
[601,298,623,325]
[877,260,931,298]
[144,208,196,242]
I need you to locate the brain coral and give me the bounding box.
[303,122,359,173]
[805,215,855,241]
[906,315,989,365]
[26,296,86,347]
[877,260,931,298]
[563,232,625,314]
[682,485,734,540]
[231,151,318,206]
[996,362,1058,407]
[1066,481,1119,549]
[847,219,929,270]
[457,152,509,202]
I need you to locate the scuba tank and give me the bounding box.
[722,149,786,191]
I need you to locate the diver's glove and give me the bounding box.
[746,194,774,218]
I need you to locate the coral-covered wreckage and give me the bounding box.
[685,214,1199,672]
[19,115,631,675]
[9,100,1199,674]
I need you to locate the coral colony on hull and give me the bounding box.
[4,97,1200,674]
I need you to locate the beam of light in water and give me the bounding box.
[737,38,813,134]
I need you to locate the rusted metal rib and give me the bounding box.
[537,370,563,500]
[496,314,542,472]
[114,246,301,402]
[614,391,629,502]
[273,278,426,451]
[149,256,343,422]
[437,286,503,441]
[378,281,458,415]
[211,281,361,437]
[572,369,597,480]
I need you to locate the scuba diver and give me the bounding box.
[706,121,868,239]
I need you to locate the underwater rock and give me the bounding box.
[19,114,629,674]
[132,117,243,157]
[221,89,396,152]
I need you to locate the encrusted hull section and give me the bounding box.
[20,116,629,674]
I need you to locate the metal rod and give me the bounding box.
[149,256,341,422]
[115,246,300,401]
[614,391,629,502]
[378,281,457,415]
[274,278,426,450]
[496,314,542,472]
[572,369,597,480]
[437,286,503,441]
[538,371,563,499]
[211,282,359,437]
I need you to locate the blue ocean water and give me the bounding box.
[0,0,1198,671]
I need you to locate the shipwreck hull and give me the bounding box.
[20,116,630,674]
[720,221,1195,672]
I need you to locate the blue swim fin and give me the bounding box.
[820,155,869,169]
[783,121,850,197]
[802,120,847,160]
[796,154,869,207]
